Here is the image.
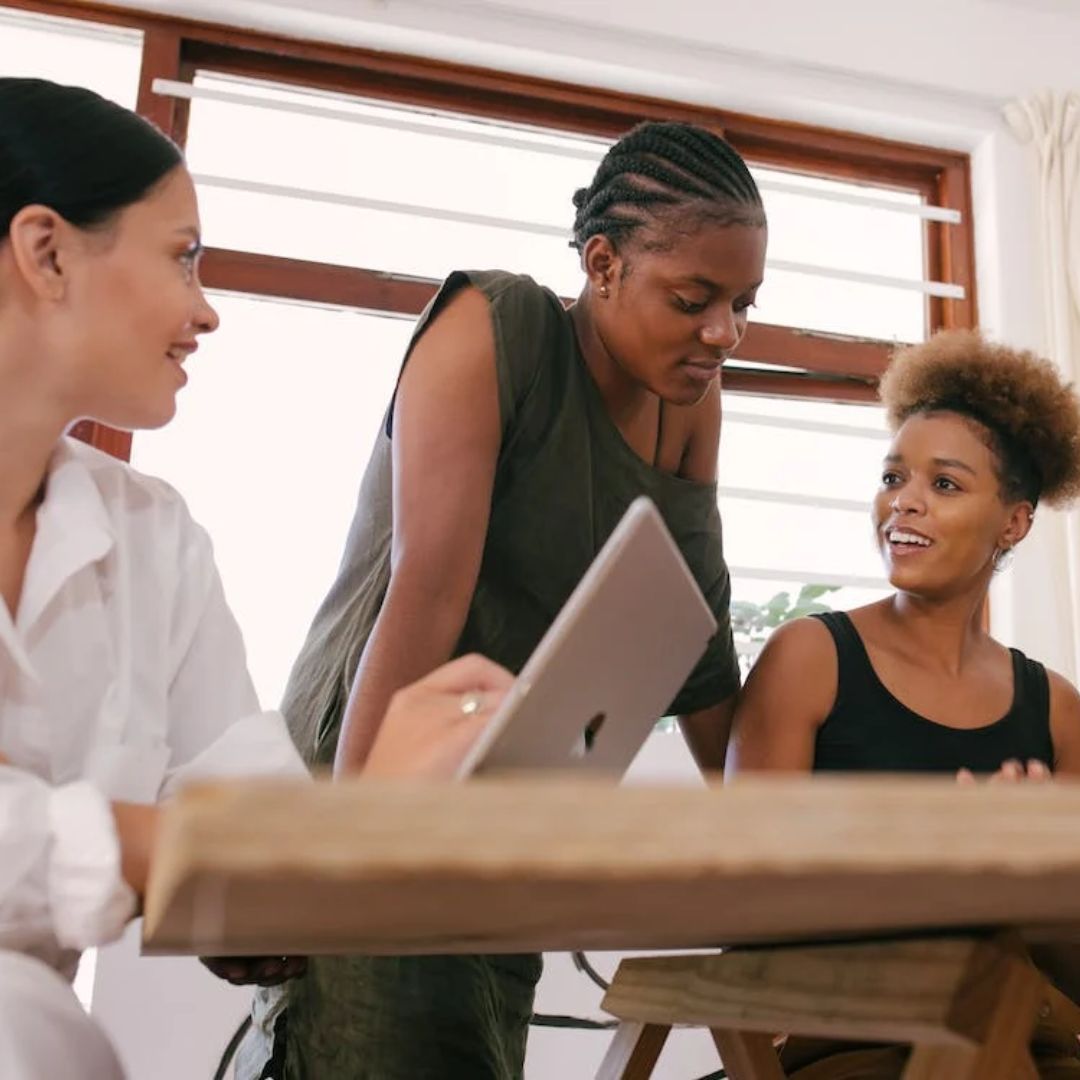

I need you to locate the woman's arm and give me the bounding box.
[679,696,736,775]
[1028,671,1080,1002]
[335,287,503,774]
[676,382,738,771]
[725,618,837,777]
[1048,670,1080,775]
[0,767,139,956]
[203,653,515,987]
[110,801,159,898]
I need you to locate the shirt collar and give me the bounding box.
[15,437,117,638]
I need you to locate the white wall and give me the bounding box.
[92,930,251,1080]
[89,1,1073,1075]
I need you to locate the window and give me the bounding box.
[748,167,928,341]
[4,0,976,730]
[133,57,970,702]
[720,395,892,670]
[183,72,598,295]
[0,6,141,107]
[133,295,411,706]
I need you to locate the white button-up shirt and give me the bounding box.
[0,437,307,977]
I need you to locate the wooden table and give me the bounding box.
[142,775,1080,957]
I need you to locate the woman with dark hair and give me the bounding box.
[727,330,1080,1078]
[252,122,768,1078]
[0,77,515,1077]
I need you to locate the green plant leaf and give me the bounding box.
[795,583,841,604]
[732,585,842,635]
[761,591,792,627]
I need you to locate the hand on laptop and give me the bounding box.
[363,654,513,780]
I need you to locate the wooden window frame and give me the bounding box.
[7,0,977,456]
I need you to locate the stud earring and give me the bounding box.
[598,283,609,298]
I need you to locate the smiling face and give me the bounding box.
[872,411,1033,599]
[583,219,767,406]
[20,165,219,431]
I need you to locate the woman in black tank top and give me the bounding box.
[728,331,1080,1079]
[810,608,1054,775]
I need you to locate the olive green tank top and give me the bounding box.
[283,269,740,764]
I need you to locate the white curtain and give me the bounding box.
[1003,92,1080,683]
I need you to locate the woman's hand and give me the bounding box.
[362,654,514,780]
[956,759,1052,784]
[199,655,512,985]
[110,801,160,898]
[199,955,307,987]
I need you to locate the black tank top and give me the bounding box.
[811,611,1055,775]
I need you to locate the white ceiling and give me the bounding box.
[982,0,1080,14]
[111,0,1079,138]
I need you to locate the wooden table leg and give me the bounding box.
[595,1021,671,1080]
[904,1044,1038,1080]
[711,1029,786,1080]
[903,940,1044,1080]
[903,1044,978,1079]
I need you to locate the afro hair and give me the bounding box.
[879,330,1080,508]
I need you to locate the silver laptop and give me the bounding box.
[456,496,718,778]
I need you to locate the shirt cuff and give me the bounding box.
[47,782,137,951]
[161,710,309,799]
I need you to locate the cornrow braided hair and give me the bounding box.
[571,120,765,253]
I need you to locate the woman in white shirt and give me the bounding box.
[0,77,511,1078]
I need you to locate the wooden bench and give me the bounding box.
[598,933,1080,1080]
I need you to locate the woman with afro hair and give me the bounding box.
[728,329,1080,1078]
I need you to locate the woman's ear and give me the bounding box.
[581,234,622,296]
[6,204,68,301]
[1000,500,1036,552]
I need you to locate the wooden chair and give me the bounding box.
[596,932,1080,1080]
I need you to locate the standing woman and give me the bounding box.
[254,123,767,1078]
[728,331,1080,1078]
[0,77,517,1078]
